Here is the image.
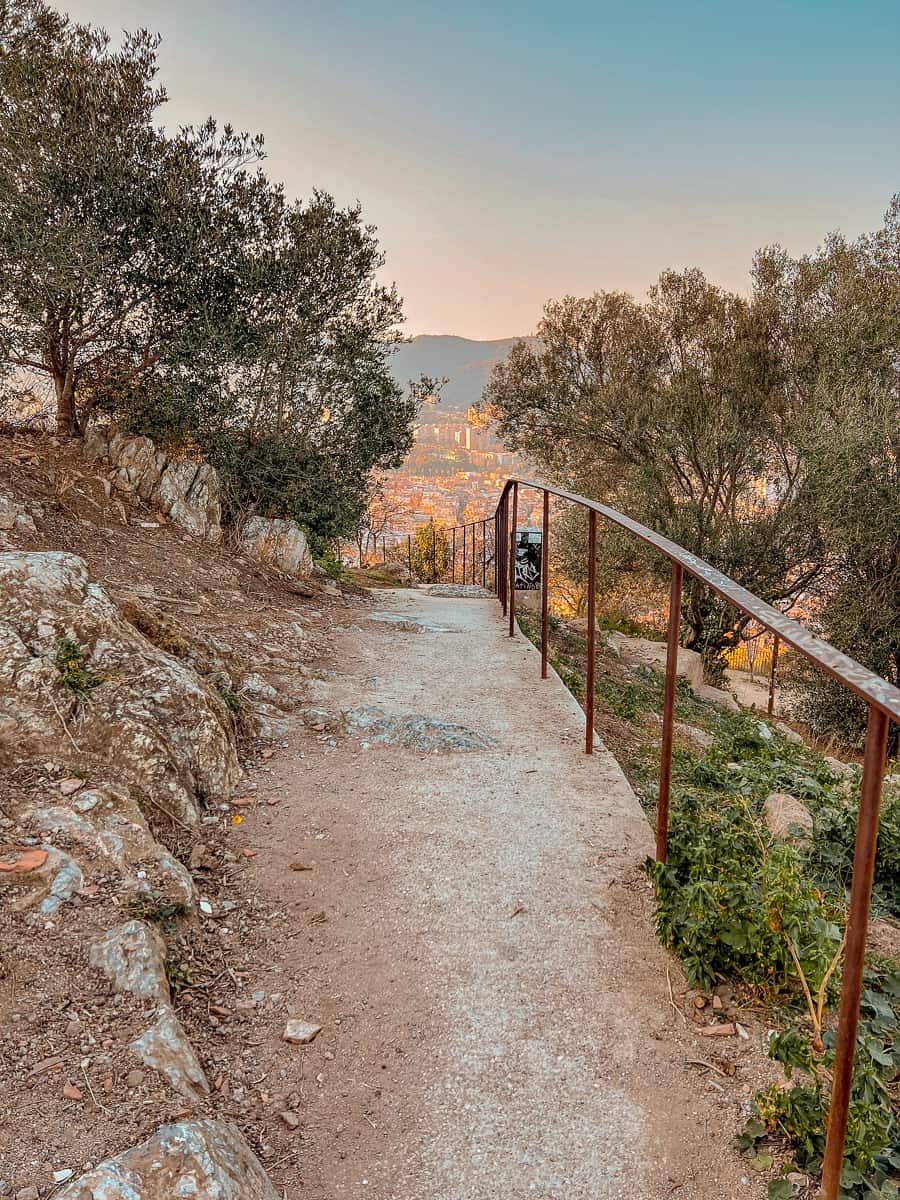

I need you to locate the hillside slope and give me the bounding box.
[389,333,538,411]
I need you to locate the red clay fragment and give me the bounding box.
[0,846,49,873]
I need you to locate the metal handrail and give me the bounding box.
[434,475,899,1200]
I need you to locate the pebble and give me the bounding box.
[62,1081,83,1100]
[126,1069,145,1087]
[16,1188,38,1200]
[282,1019,322,1045]
[279,1111,300,1130]
[59,777,84,796]
[64,1019,82,1037]
[53,1170,74,1184]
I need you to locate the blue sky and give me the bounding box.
[66,0,900,337]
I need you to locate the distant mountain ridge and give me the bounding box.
[389,333,537,412]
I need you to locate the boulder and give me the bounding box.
[603,632,740,712]
[240,516,312,577]
[130,1004,209,1098]
[763,793,813,841]
[0,494,36,534]
[83,427,223,543]
[1,844,82,918]
[55,1120,277,1200]
[775,721,806,747]
[89,920,170,1001]
[0,551,240,825]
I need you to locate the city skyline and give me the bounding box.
[63,0,900,339]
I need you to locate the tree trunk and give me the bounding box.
[53,365,79,437]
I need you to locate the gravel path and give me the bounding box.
[251,588,764,1200]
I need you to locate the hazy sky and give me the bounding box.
[65,0,900,339]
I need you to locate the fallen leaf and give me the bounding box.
[289,862,313,871]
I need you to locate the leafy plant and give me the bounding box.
[55,637,105,700]
[740,965,900,1198]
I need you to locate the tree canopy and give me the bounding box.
[0,0,421,542]
[485,201,899,733]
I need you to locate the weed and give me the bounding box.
[218,685,241,715]
[55,637,105,699]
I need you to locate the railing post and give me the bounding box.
[768,633,779,717]
[585,509,596,754]
[508,483,518,637]
[407,533,412,579]
[482,519,487,588]
[820,705,890,1200]
[471,523,476,585]
[499,498,508,615]
[541,490,550,680]
[656,563,683,862]
[451,528,456,584]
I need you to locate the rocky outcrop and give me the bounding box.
[83,426,223,543]
[240,515,312,577]
[90,920,209,1099]
[604,632,741,712]
[0,551,240,826]
[83,426,315,577]
[30,789,194,908]
[55,1120,278,1200]
[763,792,814,841]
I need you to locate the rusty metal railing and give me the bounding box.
[438,476,900,1200]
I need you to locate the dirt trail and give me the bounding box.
[250,588,764,1200]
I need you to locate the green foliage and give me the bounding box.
[55,637,104,699]
[217,685,241,716]
[411,521,451,583]
[0,1,423,543]
[805,784,900,919]
[647,710,900,1195]
[741,964,900,1196]
[309,536,346,580]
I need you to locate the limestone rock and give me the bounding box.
[602,632,740,713]
[824,755,858,781]
[84,426,223,543]
[89,920,170,1001]
[0,551,240,824]
[775,721,806,747]
[282,1019,322,1044]
[31,788,194,909]
[54,1119,277,1200]
[0,495,36,534]
[343,705,496,752]
[240,516,312,577]
[131,1004,209,1098]
[763,793,813,841]
[1,844,82,917]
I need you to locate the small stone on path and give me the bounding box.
[279,1111,300,1129]
[282,1019,322,1045]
